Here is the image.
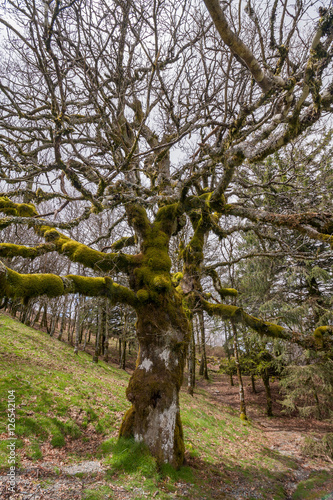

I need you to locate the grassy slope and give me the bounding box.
[0,313,332,500]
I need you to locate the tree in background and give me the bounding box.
[1,0,333,467]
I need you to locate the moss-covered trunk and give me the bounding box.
[119,302,189,468]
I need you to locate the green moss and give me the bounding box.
[4,268,64,299]
[0,197,38,217]
[203,300,242,321]
[314,326,332,336]
[155,203,182,235]
[0,243,53,259]
[153,275,171,291]
[219,287,238,297]
[126,204,150,237]
[68,275,106,296]
[111,235,136,250]
[137,289,150,302]
[171,272,183,286]
[119,407,136,438]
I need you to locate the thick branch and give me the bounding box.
[228,206,333,247]
[201,298,333,352]
[0,243,56,259]
[0,197,136,272]
[0,261,137,307]
[203,0,282,92]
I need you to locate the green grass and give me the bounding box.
[0,313,130,468]
[1,313,332,499]
[292,471,333,500]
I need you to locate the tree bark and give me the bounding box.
[198,311,209,380]
[93,302,102,363]
[74,295,84,355]
[231,322,247,420]
[187,321,196,395]
[103,299,110,362]
[251,374,257,394]
[119,302,189,468]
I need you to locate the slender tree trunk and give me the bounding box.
[251,374,257,393]
[120,340,127,370]
[83,327,88,351]
[119,302,189,468]
[119,311,128,369]
[262,371,273,417]
[74,295,84,355]
[87,321,92,344]
[225,324,234,386]
[20,302,30,325]
[198,311,209,379]
[49,308,59,337]
[118,338,122,364]
[31,303,41,327]
[58,299,67,341]
[103,299,110,362]
[40,304,48,329]
[187,321,196,395]
[93,302,102,363]
[231,322,247,420]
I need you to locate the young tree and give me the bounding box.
[1,0,333,467]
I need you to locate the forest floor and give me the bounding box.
[0,313,332,500]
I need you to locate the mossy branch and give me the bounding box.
[228,205,333,247]
[111,235,137,251]
[0,242,56,259]
[0,197,136,272]
[205,268,238,298]
[126,204,151,239]
[0,261,138,307]
[201,298,333,352]
[0,197,38,217]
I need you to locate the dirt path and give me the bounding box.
[198,373,333,499]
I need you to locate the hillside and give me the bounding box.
[0,313,332,500]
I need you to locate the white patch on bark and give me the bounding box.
[141,391,178,463]
[139,358,153,371]
[159,348,171,369]
[159,392,178,462]
[134,433,143,442]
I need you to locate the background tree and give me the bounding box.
[1,0,333,467]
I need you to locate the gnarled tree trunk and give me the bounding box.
[119,302,189,468]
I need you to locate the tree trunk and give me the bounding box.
[103,299,110,362]
[187,322,196,396]
[262,371,273,417]
[119,302,189,469]
[40,304,48,329]
[58,299,67,341]
[93,302,102,363]
[251,374,257,393]
[198,311,209,379]
[74,296,84,355]
[120,340,127,370]
[231,322,247,420]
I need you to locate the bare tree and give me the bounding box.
[1,0,333,467]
